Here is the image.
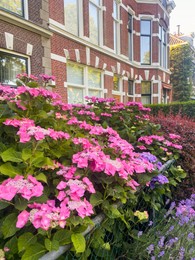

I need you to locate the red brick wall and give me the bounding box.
[28,0,42,25]
[83,0,89,37]
[49,0,64,24]
[0,21,43,76]
[51,60,67,101]
[103,0,113,49]
[120,6,128,56]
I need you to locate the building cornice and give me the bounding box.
[0,9,52,38]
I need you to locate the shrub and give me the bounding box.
[127,194,195,259]
[150,112,195,199]
[0,78,186,259]
[147,101,195,120]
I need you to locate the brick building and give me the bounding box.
[0,0,175,104]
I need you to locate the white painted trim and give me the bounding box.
[4,32,13,50]
[51,53,66,63]
[26,43,33,56]
[23,0,29,19]
[0,10,52,38]
[104,70,113,76]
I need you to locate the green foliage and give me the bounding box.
[0,80,186,259]
[170,43,193,101]
[147,100,195,119]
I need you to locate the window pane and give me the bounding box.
[128,80,134,95]
[68,87,83,104]
[67,64,83,85]
[64,0,78,35]
[141,95,151,105]
[89,3,99,44]
[113,21,117,52]
[0,0,23,16]
[141,20,151,35]
[113,95,121,103]
[91,0,100,5]
[88,68,101,88]
[113,75,120,91]
[141,82,151,94]
[159,25,162,40]
[141,36,150,64]
[0,52,27,86]
[113,1,118,19]
[88,89,101,97]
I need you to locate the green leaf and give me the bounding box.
[1,213,19,239]
[14,197,28,210]
[90,192,103,206]
[5,236,18,254]
[71,233,86,253]
[1,147,23,163]
[35,173,47,184]
[22,148,32,161]
[0,162,20,177]
[44,238,59,252]
[29,194,48,203]
[18,233,37,252]
[21,243,46,260]
[53,230,72,245]
[0,200,11,210]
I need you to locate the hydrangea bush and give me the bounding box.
[0,75,186,259]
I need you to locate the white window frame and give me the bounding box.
[0,49,30,86]
[89,0,103,46]
[140,19,152,65]
[128,13,133,61]
[159,25,167,69]
[112,74,124,102]
[113,0,121,54]
[127,79,134,98]
[0,0,28,19]
[64,0,83,37]
[66,62,104,104]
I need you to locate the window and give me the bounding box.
[140,20,151,65]
[89,0,101,45]
[159,25,167,68]
[141,81,151,104]
[0,0,24,16]
[128,14,133,61]
[67,63,103,104]
[113,0,120,53]
[64,0,80,36]
[112,74,123,102]
[128,80,134,95]
[0,52,28,86]
[161,0,167,8]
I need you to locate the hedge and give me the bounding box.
[146,101,195,119]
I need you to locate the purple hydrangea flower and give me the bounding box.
[150,174,169,189]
